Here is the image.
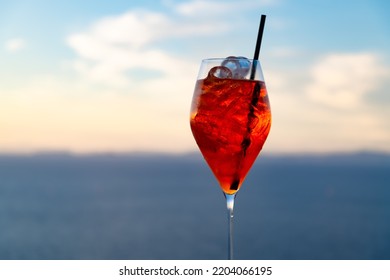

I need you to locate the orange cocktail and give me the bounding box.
[190,74,271,194]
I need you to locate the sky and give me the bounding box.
[0,0,389,154]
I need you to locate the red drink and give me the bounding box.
[190,76,271,195]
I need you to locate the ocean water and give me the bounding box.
[0,152,389,260]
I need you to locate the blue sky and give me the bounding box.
[0,0,389,154]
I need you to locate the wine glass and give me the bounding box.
[189,57,271,259]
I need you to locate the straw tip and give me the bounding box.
[253,14,267,61]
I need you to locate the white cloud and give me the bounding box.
[4,38,26,52]
[85,11,170,49]
[66,7,233,88]
[66,0,281,89]
[174,0,277,16]
[263,52,390,153]
[305,53,388,109]
[175,0,235,16]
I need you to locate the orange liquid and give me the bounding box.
[190,77,271,194]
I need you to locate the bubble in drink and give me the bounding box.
[208,66,232,79]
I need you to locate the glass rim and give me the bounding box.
[201,57,260,63]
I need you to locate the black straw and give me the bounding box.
[250,14,266,79]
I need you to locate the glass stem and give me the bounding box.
[225,193,236,260]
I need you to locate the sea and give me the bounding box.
[0,152,389,260]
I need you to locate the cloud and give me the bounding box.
[66,7,232,88]
[305,53,389,109]
[4,38,26,52]
[174,0,237,16]
[173,0,277,16]
[72,10,171,50]
[263,51,390,153]
[65,0,281,89]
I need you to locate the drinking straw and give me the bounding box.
[242,15,267,156]
[250,14,266,80]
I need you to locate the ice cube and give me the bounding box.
[208,66,233,79]
[221,56,240,74]
[236,56,250,78]
[221,56,251,79]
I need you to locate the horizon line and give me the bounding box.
[0,149,389,157]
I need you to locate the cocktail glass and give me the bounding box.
[190,57,271,259]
